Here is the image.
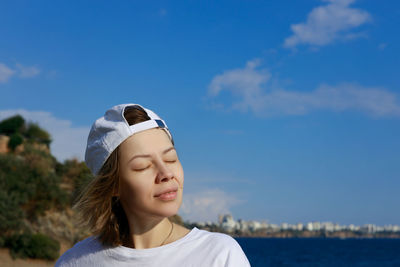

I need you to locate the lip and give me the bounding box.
[154,186,179,198]
[156,190,177,201]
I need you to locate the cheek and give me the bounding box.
[174,164,184,186]
[119,173,153,200]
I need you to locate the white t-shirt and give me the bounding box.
[55,227,250,267]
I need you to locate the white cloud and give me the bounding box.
[263,83,400,117]
[0,62,41,83]
[16,63,41,78]
[208,58,271,112]
[284,0,372,48]
[208,60,400,118]
[0,109,89,162]
[180,188,242,222]
[0,63,15,83]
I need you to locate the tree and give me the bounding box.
[57,159,93,204]
[5,232,60,260]
[0,115,25,135]
[25,123,52,147]
[0,147,69,231]
[8,133,24,151]
[0,115,52,149]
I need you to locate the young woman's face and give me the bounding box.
[117,128,184,220]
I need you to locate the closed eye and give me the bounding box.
[134,165,151,171]
[133,159,177,171]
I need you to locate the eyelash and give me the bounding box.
[134,160,177,171]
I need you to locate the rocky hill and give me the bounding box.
[0,115,92,265]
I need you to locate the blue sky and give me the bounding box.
[1,0,399,226]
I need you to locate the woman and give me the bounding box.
[55,103,250,266]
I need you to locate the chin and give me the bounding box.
[153,200,182,218]
[151,209,179,220]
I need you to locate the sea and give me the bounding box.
[235,237,400,266]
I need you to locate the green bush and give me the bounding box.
[0,115,52,147]
[0,155,28,233]
[0,115,25,135]
[8,133,24,150]
[0,189,25,233]
[0,150,69,227]
[58,159,93,204]
[5,232,60,260]
[25,123,52,147]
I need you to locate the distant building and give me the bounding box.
[219,214,237,232]
[237,219,249,232]
[322,222,334,232]
[361,224,377,233]
[305,222,313,231]
[214,214,400,235]
[248,220,262,232]
[296,223,303,231]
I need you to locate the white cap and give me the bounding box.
[85,103,172,175]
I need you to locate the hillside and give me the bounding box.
[0,115,92,265]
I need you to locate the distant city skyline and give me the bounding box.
[0,0,399,226]
[198,214,400,234]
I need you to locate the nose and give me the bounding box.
[155,160,174,183]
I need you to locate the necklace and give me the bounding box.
[160,220,174,246]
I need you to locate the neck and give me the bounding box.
[123,216,173,249]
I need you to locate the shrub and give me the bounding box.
[8,133,24,151]
[0,115,52,147]
[0,150,69,227]
[0,115,25,135]
[25,123,52,147]
[0,155,27,233]
[5,232,60,260]
[0,189,25,233]
[58,159,93,204]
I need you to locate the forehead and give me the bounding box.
[119,128,172,155]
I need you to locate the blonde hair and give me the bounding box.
[73,106,154,247]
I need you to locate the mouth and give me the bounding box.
[154,187,178,201]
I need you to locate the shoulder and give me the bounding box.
[55,236,103,267]
[191,228,250,266]
[195,228,241,247]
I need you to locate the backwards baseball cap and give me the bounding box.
[85,103,172,175]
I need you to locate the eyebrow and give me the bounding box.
[128,147,176,163]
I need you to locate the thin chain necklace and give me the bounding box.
[160,220,174,246]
